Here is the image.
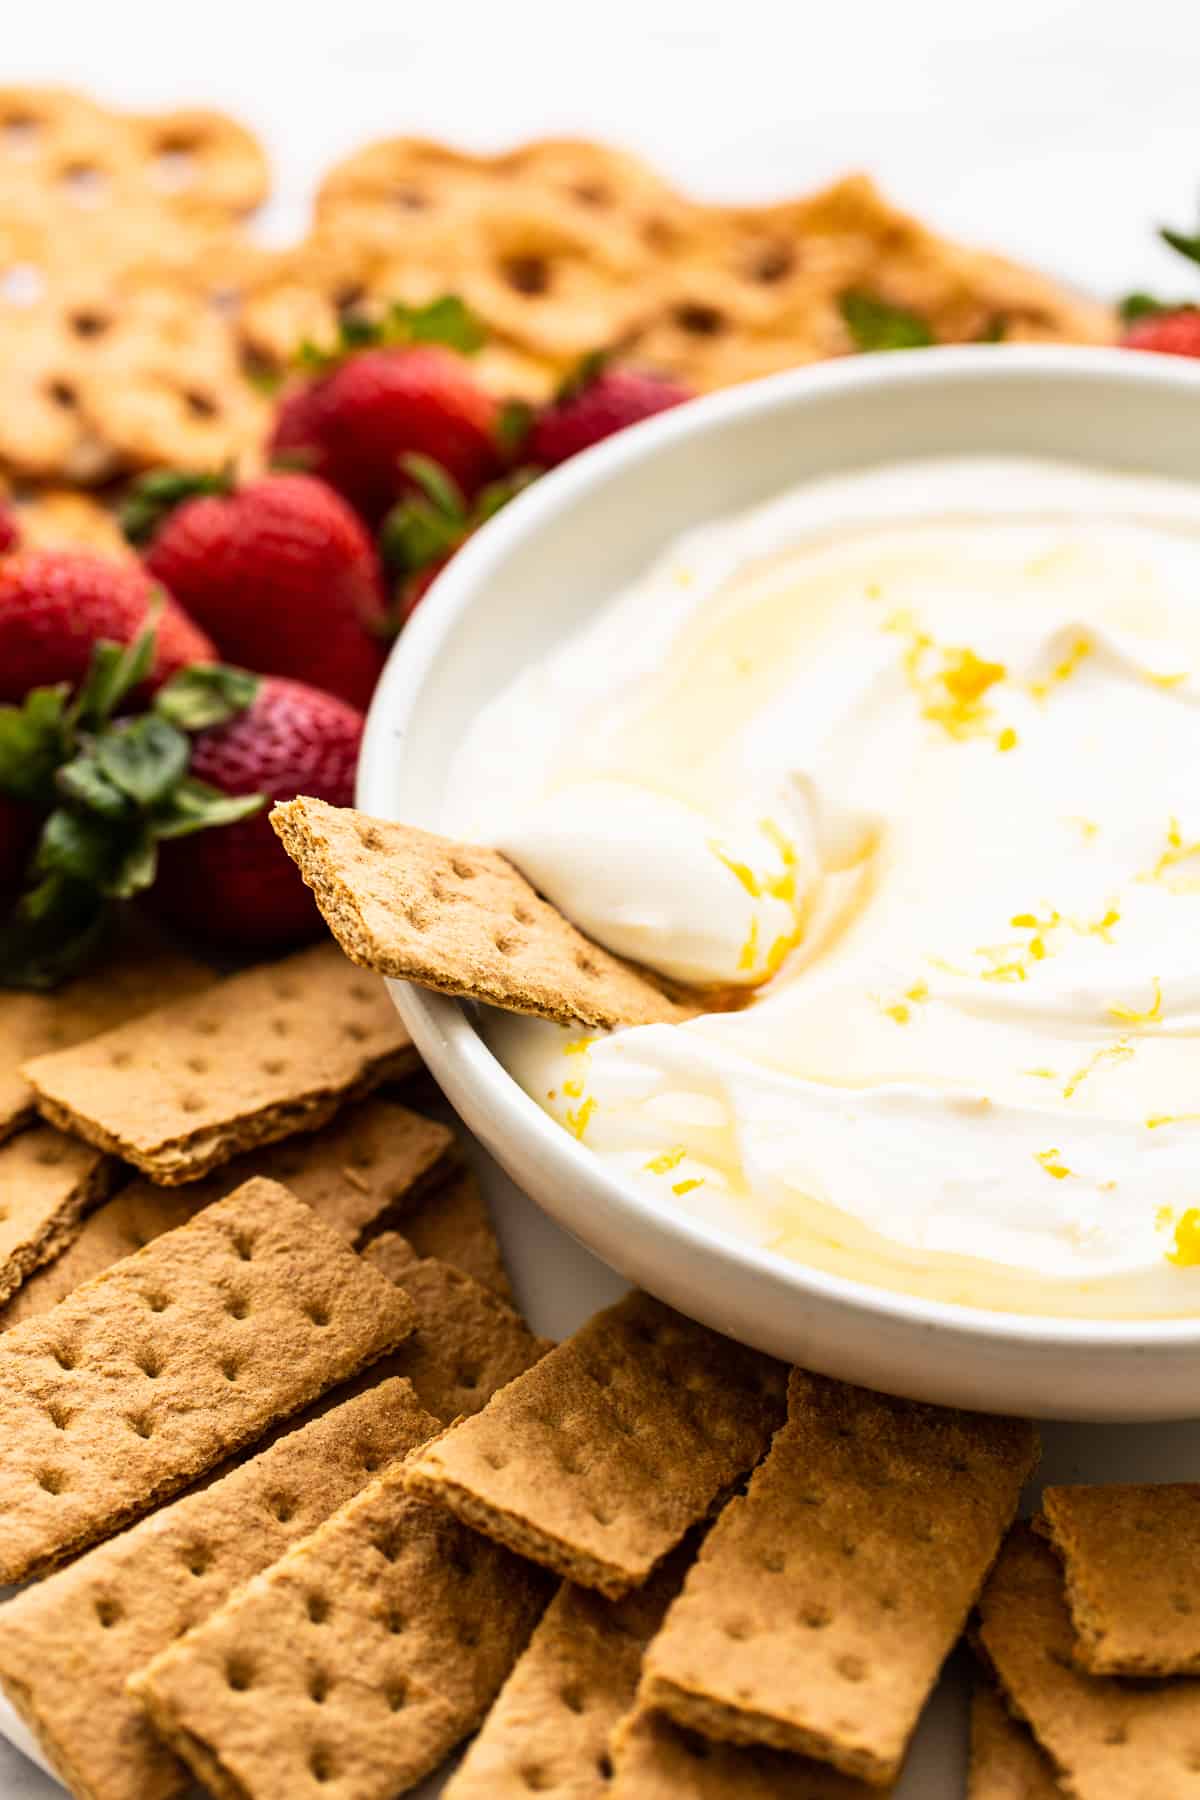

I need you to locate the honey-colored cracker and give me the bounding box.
[128,1463,553,1800]
[404,1290,788,1598]
[0,1378,437,1800]
[23,940,420,1183]
[976,1524,1200,1800]
[270,797,695,1031]
[0,935,211,1144]
[639,1368,1038,1785]
[0,1098,453,1329]
[1039,1483,1200,1676]
[2,484,132,556]
[607,1707,885,1799]
[368,1163,513,1299]
[0,1125,116,1305]
[0,1176,414,1584]
[445,1547,691,1799]
[367,1250,551,1424]
[969,1678,1064,1800]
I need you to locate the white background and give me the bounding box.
[4,4,1200,1795]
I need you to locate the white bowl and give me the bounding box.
[359,345,1200,1421]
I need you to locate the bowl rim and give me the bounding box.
[360,342,1200,1353]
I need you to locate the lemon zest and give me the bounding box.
[1167,1209,1200,1267]
[1062,1041,1134,1100]
[1030,635,1090,701]
[672,1178,705,1196]
[1147,1112,1200,1130]
[738,914,760,973]
[564,1037,595,1056]
[710,841,761,898]
[645,1147,687,1175]
[1036,1148,1072,1180]
[564,1097,596,1141]
[562,1078,584,1099]
[1107,979,1162,1026]
[997,727,1018,752]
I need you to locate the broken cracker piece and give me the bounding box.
[1039,1483,1200,1676]
[639,1368,1037,1786]
[128,1463,553,1800]
[405,1289,787,1598]
[382,1163,513,1301]
[608,1707,885,1798]
[0,938,210,1144]
[369,1249,550,1422]
[0,1097,453,1329]
[445,1547,692,1799]
[0,1176,414,1584]
[0,1125,116,1305]
[22,940,419,1183]
[976,1523,1200,1800]
[270,795,694,1030]
[969,1677,1063,1800]
[0,1378,437,1800]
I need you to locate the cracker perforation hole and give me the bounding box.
[307,1593,330,1625]
[185,1548,210,1578]
[1101,1723,1129,1746]
[183,389,219,419]
[94,1597,121,1629]
[359,1447,382,1474]
[45,1401,70,1431]
[836,1653,867,1682]
[34,1141,64,1167]
[503,255,551,296]
[261,1056,287,1075]
[69,308,110,338]
[560,1683,585,1714]
[520,1767,550,1792]
[306,1302,331,1329]
[136,1351,162,1379]
[588,1501,613,1527]
[226,1294,250,1320]
[483,1448,508,1471]
[596,1751,614,1781]
[221,1358,240,1383]
[512,903,534,925]
[268,1492,296,1524]
[360,825,384,852]
[723,1617,751,1642]
[51,1345,77,1371]
[309,1748,333,1784]
[144,1291,170,1313]
[385,1607,406,1635]
[185,1054,210,1075]
[802,1604,831,1629]
[575,951,600,977]
[36,1468,67,1495]
[450,857,475,879]
[385,1681,406,1712]
[309,1670,330,1704]
[226,1656,254,1692]
[179,1092,204,1115]
[747,243,795,283]
[673,303,725,336]
[457,1366,480,1392]
[127,1411,155,1440]
[232,1232,255,1262]
[110,1048,134,1069]
[761,1549,785,1574]
[1,115,39,152]
[494,932,518,955]
[373,1533,400,1564]
[342,1021,367,1043]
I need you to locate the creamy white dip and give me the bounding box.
[445,459,1200,1316]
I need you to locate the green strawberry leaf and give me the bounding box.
[400,453,468,519]
[497,400,534,457]
[556,349,611,405]
[0,685,71,805]
[474,467,539,524]
[106,831,159,899]
[55,756,133,822]
[153,664,260,732]
[1161,226,1200,270]
[0,875,110,991]
[71,613,160,729]
[840,291,935,352]
[121,466,233,547]
[150,779,265,840]
[35,808,122,889]
[96,716,191,809]
[386,295,486,355]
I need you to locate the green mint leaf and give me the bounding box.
[120,466,232,547]
[55,756,133,821]
[153,664,261,732]
[840,291,935,352]
[389,294,486,355]
[151,778,265,840]
[0,685,71,804]
[1161,227,1200,270]
[95,716,190,808]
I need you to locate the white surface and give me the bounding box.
[6,7,1200,1796]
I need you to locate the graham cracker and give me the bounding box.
[0,1125,116,1304]
[128,1464,553,1800]
[976,1523,1200,1800]
[0,1176,414,1583]
[969,1678,1064,1800]
[639,1368,1037,1786]
[0,1097,454,1329]
[607,1707,885,1799]
[23,940,420,1183]
[270,796,695,1031]
[0,936,210,1144]
[369,1249,550,1423]
[381,1163,514,1301]
[445,1547,691,1799]
[1039,1483,1200,1676]
[404,1289,789,1598]
[0,1377,437,1800]
[2,483,133,557]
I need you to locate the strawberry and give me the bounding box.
[1121,308,1200,358]
[380,456,537,627]
[526,356,693,470]
[269,298,500,524]
[0,549,214,703]
[150,676,362,949]
[1120,219,1200,357]
[0,627,262,988]
[125,470,389,711]
[0,502,19,555]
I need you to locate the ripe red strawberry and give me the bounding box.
[0,503,19,555]
[128,471,389,711]
[271,344,500,524]
[1121,309,1200,358]
[527,360,693,469]
[150,676,362,948]
[0,550,214,703]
